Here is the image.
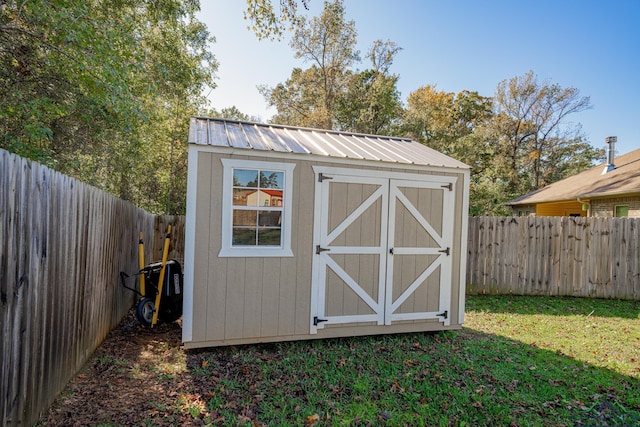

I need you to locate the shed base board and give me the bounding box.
[183,322,462,349]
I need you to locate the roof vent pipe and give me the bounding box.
[602,136,616,175]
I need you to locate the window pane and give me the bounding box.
[615,206,629,218]
[234,169,258,187]
[248,189,283,207]
[242,189,264,207]
[258,210,282,227]
[233,228,257,245]
[233,188,254,206]
[233,210,257,226]
[257,228,281,246]
[260,171,284,189]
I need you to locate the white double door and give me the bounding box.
[310,167,456,333]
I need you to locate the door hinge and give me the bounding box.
[441,183,453,191]
[316,245,330,255]
[437,310,448,319]
[318,173,333,182]
[438,247,450,256]
[389,248,394,255]
[313,316,328,326]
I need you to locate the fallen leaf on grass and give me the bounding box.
[305,413,320,426]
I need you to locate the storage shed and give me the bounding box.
[183,117,470,348]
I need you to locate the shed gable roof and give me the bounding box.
[507,148,640,206]
[188,117,469,169]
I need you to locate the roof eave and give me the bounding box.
[507,189,640,206]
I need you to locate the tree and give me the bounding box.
[334,40,403,135]
[208,106,259,122]
[261,0,358,129]
[0,0,217,214]
[260,66,328,127]
[492,70,597,195]
[403,86,493,167]
[403,85,456,148]
[244,0,310,40]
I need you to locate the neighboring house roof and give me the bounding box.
[507,148,640,206]
[188,117,469,170]
[247,189,283,197]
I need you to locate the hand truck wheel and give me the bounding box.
[135,297,155,327]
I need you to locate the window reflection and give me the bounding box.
[231,168,285,247]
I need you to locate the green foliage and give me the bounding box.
[334,40,403,135]
[244,0,310,41]
[0,0,217,214]
[262,0,404,135]
[1,0,606,218]
[492,70,598,195]
[400,73,602,215]
[262,0,359,129]
[207,106,258,122]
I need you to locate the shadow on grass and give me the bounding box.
[466,294,640,319]
[38,310,640,427]
[182,329,640,426]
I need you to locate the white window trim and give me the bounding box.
[614,205,629,218]
[219,158,295,257]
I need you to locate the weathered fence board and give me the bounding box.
[0,149,184,427]
[467,216,640,299]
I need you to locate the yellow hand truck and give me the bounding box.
[120,226,183,327]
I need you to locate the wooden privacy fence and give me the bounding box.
[0,149,183,427]
[467,216,640,299]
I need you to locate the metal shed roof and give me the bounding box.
[188,117,470,169]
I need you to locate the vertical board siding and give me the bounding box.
[467,216,640,299]
[0,149,174,427]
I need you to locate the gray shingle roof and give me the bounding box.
[188,117,469,169]
[507,148,640,205]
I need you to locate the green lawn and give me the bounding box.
[185,296,639,426]
[39,295,640,427]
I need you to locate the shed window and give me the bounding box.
[220,159,295,257]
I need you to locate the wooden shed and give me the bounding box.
[183,117,470,348]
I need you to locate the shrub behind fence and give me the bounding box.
[467,216,640,299]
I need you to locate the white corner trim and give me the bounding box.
[182,147,199,343]
[458,169,471,325]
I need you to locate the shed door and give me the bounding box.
[311,168,455,333]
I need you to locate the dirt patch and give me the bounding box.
[37,310,201,426]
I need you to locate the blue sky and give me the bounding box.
[197,1,640,154]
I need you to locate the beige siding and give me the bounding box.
[192,152,214,342]
[186,150,467,348]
